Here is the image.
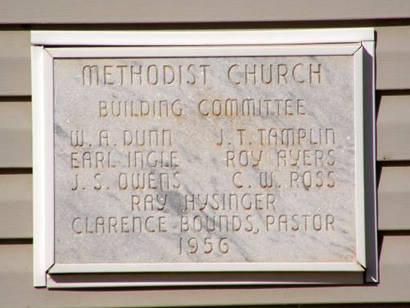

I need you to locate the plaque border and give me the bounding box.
[31,29,376,288]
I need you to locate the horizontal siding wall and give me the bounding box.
[0,31,30,96]
[375,26,410,90]
[0,7,409,306]
[377,94,410,160]
[378,167,410,230]
[1,0,410,23]
[0,100,31,167]
[0,174,32,238]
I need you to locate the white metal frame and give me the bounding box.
[31,29,375,288]
[31,46,55,287]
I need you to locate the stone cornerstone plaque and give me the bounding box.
[55,56,355,264]
[33,30,377,287]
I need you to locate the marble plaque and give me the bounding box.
[53,55,359,266]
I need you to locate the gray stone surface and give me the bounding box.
[53,55,357,265]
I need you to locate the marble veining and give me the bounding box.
[53,55,357,265]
